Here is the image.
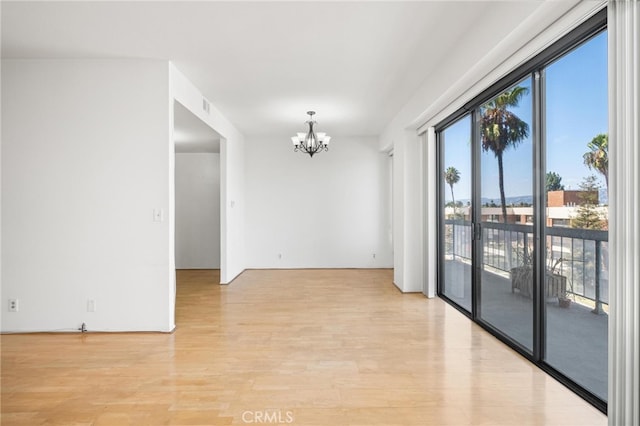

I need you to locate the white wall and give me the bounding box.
[220,133,246,283]
[170,64,245,284]
[1,59,173,332]
[175,153,220,269]
[388,130,423,293]
[245,135,392,269]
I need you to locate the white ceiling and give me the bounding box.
[2,1,550,137]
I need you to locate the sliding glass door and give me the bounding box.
[436,12,608,410]
[543,30,608,402]
[477,78,534,352]
[440,115,472,312]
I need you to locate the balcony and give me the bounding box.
[443,219,608,401]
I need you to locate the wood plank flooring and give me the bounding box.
[1,269,606,425]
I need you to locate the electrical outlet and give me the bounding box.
[87,299,96,312]
[372,253,376,259]
[8,299,18,312]
[278,253,282,260]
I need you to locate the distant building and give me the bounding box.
[444,189,606,228]
[547,190,599,207]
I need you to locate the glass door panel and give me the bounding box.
[478,78,534,352]
[441,115,472,312]
[544,31,608,401]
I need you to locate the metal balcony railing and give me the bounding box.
[444,219,609,312]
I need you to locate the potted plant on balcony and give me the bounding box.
[558,292,572,308]
[510,244,569,305]
[556,267,574,308]
[547,256,571,308]
[511,247,534,297]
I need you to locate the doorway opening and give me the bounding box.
[173,100,222,316]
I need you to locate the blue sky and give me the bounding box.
[443,31,607,203]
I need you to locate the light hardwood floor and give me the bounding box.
[1,269,606,425]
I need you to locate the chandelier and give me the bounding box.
[291,111,331,157]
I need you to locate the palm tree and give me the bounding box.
[583,133,608,189]
[480,86,530,223]
[444,166,461,217]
